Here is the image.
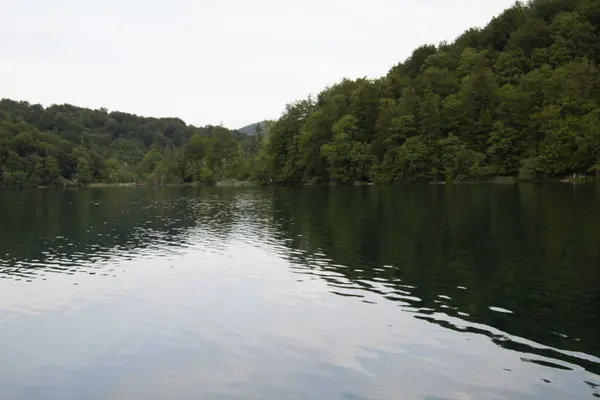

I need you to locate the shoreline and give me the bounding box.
[10,176,598,190]
[87,180,259,188]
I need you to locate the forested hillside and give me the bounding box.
[2,0,600,187]
[237,121,271,136]
[0,101,263,187]
[263,0,600,184]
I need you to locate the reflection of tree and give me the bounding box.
[1,185,599,375]
[0,187,240,278]
[267,185,600,372]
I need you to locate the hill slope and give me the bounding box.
[264,0,600,184]
[0,100,260,187]
[237,121,271,136]
[2,0,599,187]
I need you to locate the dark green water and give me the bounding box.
[0,185,599,399]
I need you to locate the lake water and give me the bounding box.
[0,185,599,399]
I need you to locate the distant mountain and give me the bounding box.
[237,120,270,136]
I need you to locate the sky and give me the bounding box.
[0,0,516,129]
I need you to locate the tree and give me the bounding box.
[74,157,92,186]
[44,156,61,186]
[0,98,254,187]
[1,0,600,187]
[321,115,372,183]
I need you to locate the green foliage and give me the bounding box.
[43,156,62,186]
[321,115,373,184]
[74,157,93,186]
[0,100,254,187]
[3,0,600,187]
[253,0,600,184]
[438,135,486,181]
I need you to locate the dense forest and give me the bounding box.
[2,0,600,187]
[0,101,266,187]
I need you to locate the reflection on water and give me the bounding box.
[0,186,599,399]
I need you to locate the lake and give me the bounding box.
[0,185,599,399]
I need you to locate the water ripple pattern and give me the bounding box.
[0,185,599,399]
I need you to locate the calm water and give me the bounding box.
[0,185,599,399]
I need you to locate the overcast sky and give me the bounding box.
[1,0,515,129]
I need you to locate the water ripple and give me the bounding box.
[0,186,598,399]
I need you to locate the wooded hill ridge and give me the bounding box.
[237,121,271,136]
[2,0,600,187]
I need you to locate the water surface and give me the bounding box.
[0,185,599,399]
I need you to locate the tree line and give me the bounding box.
[264,0,600,184]
[2,0,600,187]
[0,101,265,187]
